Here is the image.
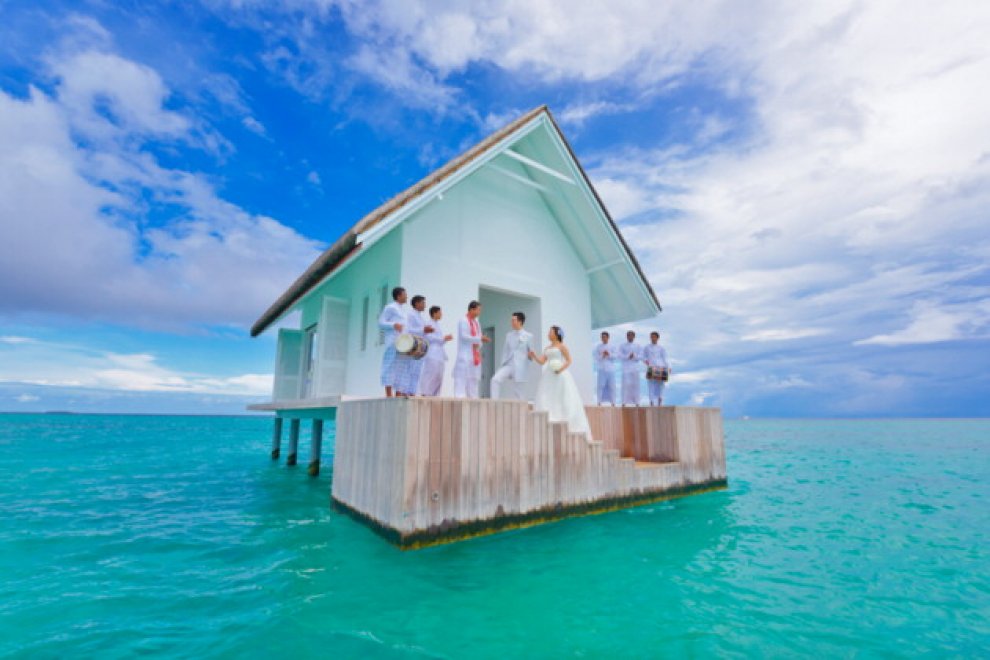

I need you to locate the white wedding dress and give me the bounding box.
[534,347,592,437]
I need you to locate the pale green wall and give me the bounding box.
[290,225,403,395]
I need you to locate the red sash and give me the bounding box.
[469,315,481,366]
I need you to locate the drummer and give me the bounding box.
[378,286,407,398]
[642,331,670,406]
[394,295,433,397]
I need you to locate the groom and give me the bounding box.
[490,312,535,400]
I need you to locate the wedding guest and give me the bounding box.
[418,305,452,396]
[453,300,490,398]
[642,331,670,406]
[594,331,617,405]
[377,286,407,398]
[394,295,432,396]
[619,330,642,406]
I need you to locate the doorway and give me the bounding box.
[477,286,542,401]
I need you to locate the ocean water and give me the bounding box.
[0,415,987,658]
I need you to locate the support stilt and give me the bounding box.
[308,419,324,476]
[286,419,300,466]
[270,417,283,460]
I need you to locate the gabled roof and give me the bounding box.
[251,105,660,337]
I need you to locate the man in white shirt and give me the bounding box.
[453,300,490,398]
[642,331,670,406]
[619,330,642,406]
[490,312,535,400]
[394,294,433,396]
[418,305,452,396]
[377,286,407,398]
[593,331,617,405]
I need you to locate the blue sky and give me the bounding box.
[1,1,988,417]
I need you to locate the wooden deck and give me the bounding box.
[330,398,726,548]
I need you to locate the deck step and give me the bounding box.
[634,460,680,469]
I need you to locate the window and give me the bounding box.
[360,296,369,351]
[302,324,318,397]
[377,283,388,346]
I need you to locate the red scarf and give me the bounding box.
[468,315,481,366]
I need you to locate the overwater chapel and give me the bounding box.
[250,106,725,548]
[251,105,661,404]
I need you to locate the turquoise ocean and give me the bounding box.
[1,414,987,657]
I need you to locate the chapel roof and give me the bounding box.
[250,105,659,337]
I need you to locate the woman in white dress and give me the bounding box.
[528,326,592,437]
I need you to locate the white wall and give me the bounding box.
[400,165,595,401]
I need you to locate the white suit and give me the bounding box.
[418,319,447,396]
[594,342,617,405]
[643,342,669,406]
[619,341,642,406]
[452,316,483,398]
[491,328,534,400]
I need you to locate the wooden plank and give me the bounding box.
[440,399,454,524]
[428,400,443,525]
[523,404,532,510]
[477,400,490,518]
[418,399,432,527]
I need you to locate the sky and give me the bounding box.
[1,0,989,417]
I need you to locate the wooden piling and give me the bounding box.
[271,417,283,460]
[308,419,324,476]
[286,418,300,466]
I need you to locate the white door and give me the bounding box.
[273,329,304,401]
[313,296,350,397]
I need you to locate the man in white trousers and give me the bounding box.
[619,330,642,406]
[452,300,490,398]
[418,305,452,396]
[490,312,535,400]
[642,331,670,406]
[594,330,617,405]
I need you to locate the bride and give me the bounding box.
[528,326,592,437]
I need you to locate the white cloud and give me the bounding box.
[242,115,267,135]
[15,394,40,403]
[688,391,714,406]
[0,336,37,344]
[741,328,828,342]
[50,50,191,141]
[0,338,272,395]
[345,44,457,110]
[558,101,634,127]
[856,300,990,347]
[0,36,322,329]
